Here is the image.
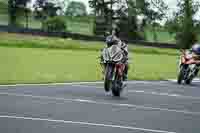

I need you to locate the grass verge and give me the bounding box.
[0,32,178,55]
[0,33,179,84]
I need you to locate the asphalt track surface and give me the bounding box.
[0,81,200,133]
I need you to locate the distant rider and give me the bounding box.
[189,43,200,64]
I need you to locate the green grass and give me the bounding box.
[28,17,94,35]
[130,53,178,80]
[0,33,179,84]
[0,33,178,55]
[67,20,94,35]
[0,1,8,25]
[0,33,103,51]
[0,1,7,14]
[145,30,176,43]
[0,46,178,84]
[0,15,94,35]
[0,47,102,84]
[0,14,8,25]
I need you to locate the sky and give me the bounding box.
[72,0,178,14]
[72,0,91,13]
[67,0,200,19]
[30,0,200,20]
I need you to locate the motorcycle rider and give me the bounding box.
[185,43,200,64]
[181,43,200,77]
[100,28,129,81]
[191,44,200,55]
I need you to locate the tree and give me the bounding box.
[89,0,118,35]
[135,0,168,41]
[65,1,87,17]
[8,0,31,27]
[89,0,117,22]
[43,16,67,32]
[167,0,200,48]
[119,0,168,40]
[89,0,168,39]
[33,0,62,23]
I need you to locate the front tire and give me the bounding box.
[112,81,120,97]
[185,68,198,85]
[111,75,122,97]
[177,65,184,84]
[104,79,111,92]
[104,64,113,92]
[112,89,120,97]
[185,79,192,84]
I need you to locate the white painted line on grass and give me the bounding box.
[0,115,176,133]
[0,92,200,115]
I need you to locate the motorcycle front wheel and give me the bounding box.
[104,64,113,92]
[111,74,122,97]
[185,79,192,84]
[177,65,185,84]
[185,68,199,85]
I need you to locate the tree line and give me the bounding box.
[8,0,88,27]
[6,0,200,48]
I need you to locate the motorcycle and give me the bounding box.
[177,50,200,84]
[100,44,126,97]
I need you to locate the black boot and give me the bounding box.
[123,64,128,81]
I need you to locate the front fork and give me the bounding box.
[180,64,199,80]
[180,64,190,80]
[101,63,123,81]
[189,65,199,78]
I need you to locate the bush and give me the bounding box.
[8,19,24,28]
[176,31,198,49]
[127,31,145,40]
[43,17,67,32]
[66,16,93,23]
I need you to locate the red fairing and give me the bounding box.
[115,64,125,76]
[181,53,200,64]
[185,59,198,64]
[181,56,186,64]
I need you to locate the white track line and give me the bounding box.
[0,92,200,115]
[0,115,176,133]
[0,81,104,87]
[128,90,200,100]
[0,81,169,87]
[168,78,200,83]
[70,85,200,100]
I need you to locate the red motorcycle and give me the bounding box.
[177,50,200,84]
[100,45,126,97]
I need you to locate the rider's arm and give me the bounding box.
[120,42,128,55]
[194,60,200,64]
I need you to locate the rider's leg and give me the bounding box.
[123,63,129,81]
[100,54,105,80]
[194,64,200,76]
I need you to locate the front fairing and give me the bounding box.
[102,45,124,62]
